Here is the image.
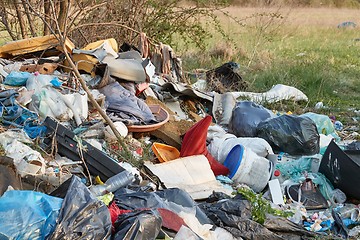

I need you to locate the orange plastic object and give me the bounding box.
[127,105,169,132]
[152,143,180,163]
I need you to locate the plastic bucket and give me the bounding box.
[224,144,271,192]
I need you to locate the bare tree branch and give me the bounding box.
[0,6,17,40]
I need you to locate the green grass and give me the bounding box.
[177,7,360,115]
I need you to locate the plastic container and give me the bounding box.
[91,170,135,196]
[224,144,271,192]
[152,142,180,163]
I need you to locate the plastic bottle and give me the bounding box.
[105,170,135,192]
[90,170,135,196]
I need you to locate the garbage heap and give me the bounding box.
[0,35,359,240]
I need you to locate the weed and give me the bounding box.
[237,186,293,225]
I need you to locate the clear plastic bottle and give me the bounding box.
[90,170,135,196]
[105,170,135,193]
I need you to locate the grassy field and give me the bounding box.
[178,7,360,118]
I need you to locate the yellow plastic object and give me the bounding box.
[152,142,180,163]
[97,192,114,206]
[95,176,104,185]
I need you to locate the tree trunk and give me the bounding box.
[57,0,69,33]
[44,0,51,35]
[14,0,28,39]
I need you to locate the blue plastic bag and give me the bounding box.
[24,120,47,139]
[4,71,31,86]
[0,190,63,240]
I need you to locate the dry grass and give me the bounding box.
[224,7,360,27]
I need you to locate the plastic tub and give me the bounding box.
[152,142,180,163]
[224,144,271,192]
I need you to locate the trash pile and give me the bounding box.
[0,35,359,240]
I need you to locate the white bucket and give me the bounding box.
[224,144,271,192]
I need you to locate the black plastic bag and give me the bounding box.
[114,188,211,225]
[223,219,283,240]
[113,209,162,240]
[200,198,252,226]
[229,101,274,137]
[256,115,320,155]
[49,176,112,240]
[199,198,278,240]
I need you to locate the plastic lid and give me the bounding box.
[274,169,281,177]
[223,145,244,179]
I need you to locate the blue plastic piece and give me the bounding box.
[24,121,47,139]
[4,71,31,86]
[0,190,63,240]
[50,77,62,88]
[223,144,244,178]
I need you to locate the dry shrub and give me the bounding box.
[209,42,235,61]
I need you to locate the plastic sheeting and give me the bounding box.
[26,74,87,125]
[200,198,252,225]
[257,115,320,155]
[0,190,63,240]
[3,71,31,86]
[301,112,336,136]
[0,89,42,138]
[200,195,287,240]
[0,133,46,177]
[229,101,275,137]
[114,188,212,226]
[231,84,308,103]
[113,209,162,240]
[49,176,112,240]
